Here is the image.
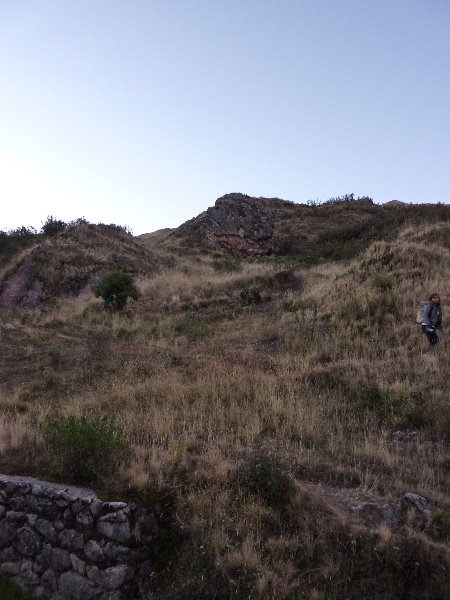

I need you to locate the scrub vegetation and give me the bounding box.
[0,199,449,599]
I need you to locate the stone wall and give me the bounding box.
[0,475,157,599]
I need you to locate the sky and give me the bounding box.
[1,0,449,235]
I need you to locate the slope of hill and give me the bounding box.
[0,198,449,599]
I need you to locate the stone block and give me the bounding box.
[58,570,100,600]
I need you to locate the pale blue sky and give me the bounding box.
[1,0,449,235]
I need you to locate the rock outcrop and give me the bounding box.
[199,193,283,256]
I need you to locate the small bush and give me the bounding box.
[212,256,241,273]
[372,273,394,292]
[281,298,303,312]
[43,415,129,485]
[240,286,262,305]
[41,215,67,236]
[176,315,212,341]
[169,354,183,366]
[93,270,140,310]
[237,454,293,509]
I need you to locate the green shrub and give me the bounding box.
[281,298,303,312]
[41,215,67,236]
[169,354,183,366]
[43,415,129,485]
[240,286,262,305]
[212,256,241,272]
[372,273,394,292]
[176,315,212,341]
[93,270,140,310]
[237,454,293,509]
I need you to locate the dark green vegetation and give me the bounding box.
[0,197,449,599]
[0,575,31,600]
[93,269,140,310]
[43,414,130,485]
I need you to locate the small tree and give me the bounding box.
[93,270,140,310]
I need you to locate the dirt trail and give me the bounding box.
[0,247,41,309]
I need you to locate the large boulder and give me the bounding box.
[200,194,281,256]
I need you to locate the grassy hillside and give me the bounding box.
[0,202,449,599]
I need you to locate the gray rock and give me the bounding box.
[97,512,131,543]
[75,509,94,529]
[104,542,130,561]
[101,565,133,590]
[54,520,65,531]
[99,592,122,600]
[58,571,100,600]
[103,502,127,512]
[400,493,429,515]
[0,521,15,546]
[42,545,72,571]
[86,564,101,584]
[27,514,38,528]
[15,526,42,557]
[0,560,21,575]
[41,568,58,591]
[5,510,27,523]
[84,540,104,562]
[20,559,40,585]
[352,502,384,527]
[0,545,18,561]
[71,501,84,514]
[59,528,84,551]
[200,194,278,256]
[63,508,74,528]
[70,553,86,576]
[35,518,58,542]
[0,505,5,518]
[89,500,104,518]
[31,484,45,497]
[32,585,47,599]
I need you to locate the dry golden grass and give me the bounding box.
[0,220,449,599]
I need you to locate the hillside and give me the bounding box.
[0,196,449,599]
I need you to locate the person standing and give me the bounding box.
[421,293,442,351]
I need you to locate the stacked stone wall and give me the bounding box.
[0,475,157,599]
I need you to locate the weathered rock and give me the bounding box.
[86,564,101,584]
[0,560,21,575]
[75,509,94,529]
[42,545,72,571]
[32,585,47,598]
[0,521,16,546]
[41,568,58,592]
[400,493,430,516]
[97,511,131,543]
[89,500,104,518]
[70,553,86,576]
[35,518,58,542]
[5,510,27,523]
[20,559,40,585]
[84,540,104,562]
[58,571,100,600]
[58,529,84,551]
[200,193,280,256]
[15,526,42,557]
[101,565,133,590]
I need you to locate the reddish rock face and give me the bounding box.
[200,194,279,256]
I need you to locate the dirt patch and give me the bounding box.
[0,247,42,309]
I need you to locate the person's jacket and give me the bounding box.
[421,301,442,328]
